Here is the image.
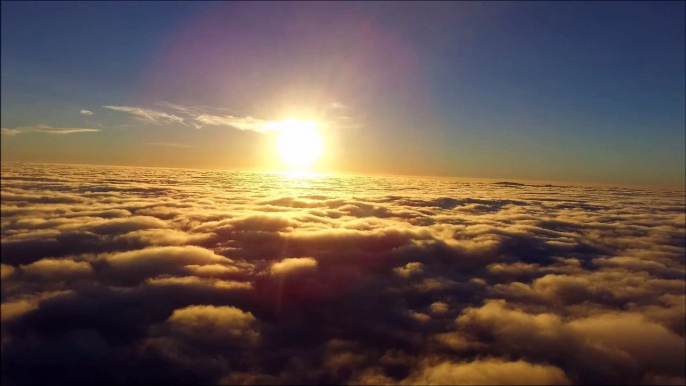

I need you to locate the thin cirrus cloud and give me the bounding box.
[80,110,93,116]
[193,114,275,132]
[1,125,101,136]
[102,102,349,133]
[146,142,193,148]
[102,105,186,126]
[103,104,268,131]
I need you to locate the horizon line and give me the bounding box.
[1,160,683,193]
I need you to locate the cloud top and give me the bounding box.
[271,257,318,275]
[1,162,683,384]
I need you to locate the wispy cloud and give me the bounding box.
[1,128,22,136]
[103,102,347,133]
[113,103,280,132]
[1,125,101,136]
[103,105,186,126]
[33,128,101,135]
[147,142,192,148]
[194,114,275,133]
[154,102,208,117]
[156,101,231,115]
[80,110,93,116]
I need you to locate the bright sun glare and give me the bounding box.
[277,119,323,168]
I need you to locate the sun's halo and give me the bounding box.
[276,119,323,168]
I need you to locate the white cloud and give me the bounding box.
[1,125,101,135]
[80,110,93,116]
[271,257,318,276]
[194,114,275,133]
[1,128,22,136]
[103,105,186,126]
[102,102,339,134]
[192,114,320,133]
[34,128,101,135]
[154,101,210,116]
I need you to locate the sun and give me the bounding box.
[277,120,323,168]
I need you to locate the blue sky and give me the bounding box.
[1,1,684,188]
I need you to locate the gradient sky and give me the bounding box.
[1,1,684,189]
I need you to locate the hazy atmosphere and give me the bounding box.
[1,2,685,385]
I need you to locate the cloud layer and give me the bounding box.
[1,162,684,384]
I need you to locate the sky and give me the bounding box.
[1,1,684,189]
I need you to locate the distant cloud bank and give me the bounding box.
[1,162,684,384]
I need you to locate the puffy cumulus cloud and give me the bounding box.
[1,162,684,384]
[145,276,252,291]
[429,301,449,315]
[271,257,318,276]
[21,258,93,281]
[352,358,569,385]
[101,245,237,284]
[1,264,15,280]
[394,262,425,278]
[405,310,431,323]
[161,305,259,345]
[1,290,72,322]
[112,228,212,247]
[456,300,686,384]
[407,358,570,385]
